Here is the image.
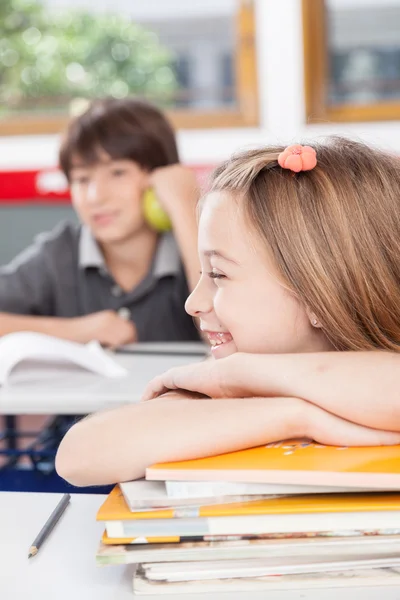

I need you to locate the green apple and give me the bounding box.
[142,188,172,232]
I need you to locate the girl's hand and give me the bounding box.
[141,355,243,401]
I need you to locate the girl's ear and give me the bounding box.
[306,307,322,328]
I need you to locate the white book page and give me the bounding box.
[134,566,400,593]
[119,480,277,511]
[143,556,400,581]
[0,331,128,384]
[165,480,369,498]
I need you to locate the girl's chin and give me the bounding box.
[210,339,238,359]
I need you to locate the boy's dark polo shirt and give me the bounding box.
[0,222,199,342]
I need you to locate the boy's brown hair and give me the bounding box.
[59,97,179,178]
[210,137,400,351]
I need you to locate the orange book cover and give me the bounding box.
[97,486,178,521]
[96,485,400,523]
[145,441,400,489]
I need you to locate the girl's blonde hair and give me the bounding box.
[210,137,400,351]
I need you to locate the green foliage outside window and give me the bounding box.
[0,0,178,115]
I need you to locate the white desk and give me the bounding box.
[1,492,399,600]
[0,353,202,415]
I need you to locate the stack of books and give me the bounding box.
[96,441,400,594]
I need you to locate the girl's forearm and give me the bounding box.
[237,351,400,431]
[55,395,306,487]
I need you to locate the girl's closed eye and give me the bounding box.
[207,270,227,280]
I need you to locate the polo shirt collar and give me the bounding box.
[79,225,104,269]
[78,226,181,278]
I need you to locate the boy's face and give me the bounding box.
[69,152,151,244]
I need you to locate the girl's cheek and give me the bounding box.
[213,290,232,320]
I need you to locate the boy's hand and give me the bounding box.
[150,165,199,218]
[76,310,137,347]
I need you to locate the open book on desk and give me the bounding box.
[0,331,128,385]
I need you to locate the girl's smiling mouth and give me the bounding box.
[203,331,235,358]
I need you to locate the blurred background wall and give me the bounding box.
[1,0,400,262]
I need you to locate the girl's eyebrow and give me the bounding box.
[203,250,239,265]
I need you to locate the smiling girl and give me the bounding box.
[56,137,400,486]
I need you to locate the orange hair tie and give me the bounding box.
[278,144,317,173]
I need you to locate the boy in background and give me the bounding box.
[0,98,200,345]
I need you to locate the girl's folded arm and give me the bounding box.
[55,394,307,486]
[237,351,400,431]
[55,393,400,487]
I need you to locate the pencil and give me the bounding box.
[28,493,71,558]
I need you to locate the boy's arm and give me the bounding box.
[55,393,400,487]
[170,205,200,292]
[0,240,55,319]
[151,165,200,291]
[0,227,79,340]
[0,313,81,340]
[0,228,135,345]
[0,311,135,345]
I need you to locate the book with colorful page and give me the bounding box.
[97,485,400,539]
[96,533,400,565]
[101,528,400,547]
[145,440,400,489]
[101,529,270,546]
[101,530,181,545]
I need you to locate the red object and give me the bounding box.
[0,165,215,204]
[0,169,70,203]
